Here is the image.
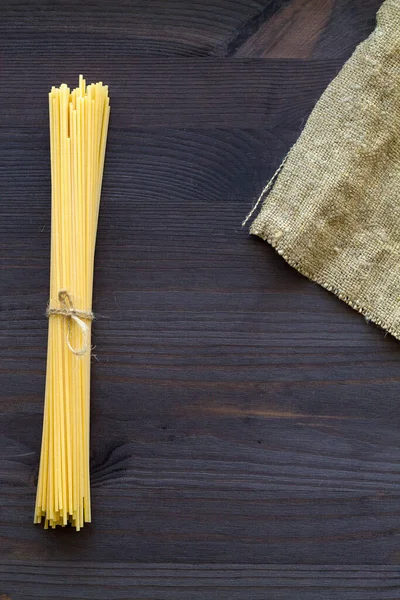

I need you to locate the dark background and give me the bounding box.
[2,0,398,598]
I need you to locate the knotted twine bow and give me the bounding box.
[46,289,94,356]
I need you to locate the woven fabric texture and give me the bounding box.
[250,0,400,339]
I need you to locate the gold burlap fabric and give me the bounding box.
[250,0,400,339]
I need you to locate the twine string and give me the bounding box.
[242,155,289,227]
[46,289,94,356]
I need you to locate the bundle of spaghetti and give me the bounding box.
[34,75,110,529]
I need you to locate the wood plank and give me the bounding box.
[1,59,341,128]
[234,0,336,58]
[314,0,385,59]
[1,563,400,599]
[2,415,400,563]
[1,0,382,59]
[0,0,276,57]
[234,0,384,59]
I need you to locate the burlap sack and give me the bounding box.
[250,0,400,339]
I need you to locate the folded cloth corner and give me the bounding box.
[250,0,400,339]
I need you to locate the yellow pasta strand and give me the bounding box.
[34,76,110,530]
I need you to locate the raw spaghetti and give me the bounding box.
[34,75,110,529]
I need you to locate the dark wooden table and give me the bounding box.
[2,0,397,598]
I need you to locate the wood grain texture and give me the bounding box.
[0,0,392,597]
[2,563,400,599]
[1,0,288,58]
[314,0,385,59]
[234,0,336,58]
[234,0,384,59]
[1,59,342,129]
